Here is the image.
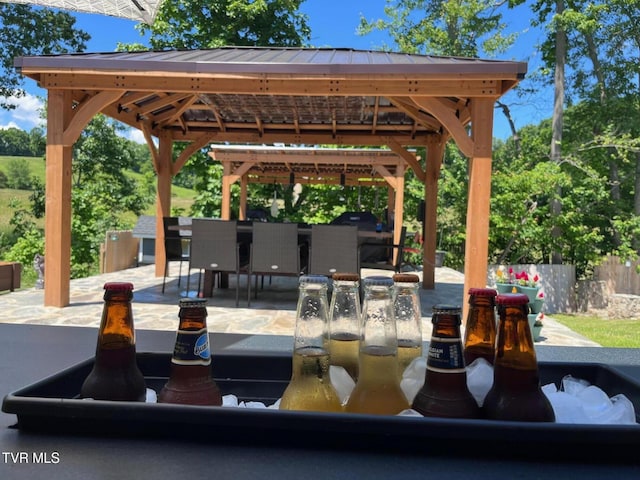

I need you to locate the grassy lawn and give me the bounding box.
[552,314,640,348]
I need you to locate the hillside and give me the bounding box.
[0,155,196,228]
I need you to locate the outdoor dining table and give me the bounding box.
[1,322,638,478]
[167,220,394,294]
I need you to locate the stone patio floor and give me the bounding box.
[0,263,600,347]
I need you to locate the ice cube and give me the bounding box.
[222,394,239,407]
[545,390,591,424]
[465,358,494,407]
[145,388,157,403]
[330,365,356,404]
[576,385,613,418]
[561,374,590,396]
[400,356,426,403]
[588,394,637,425]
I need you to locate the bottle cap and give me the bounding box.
[299,274,329,285]
[332,272,360,282]
[432,304,462,315]
[392,273,420,283]
[178,297,208,308]
[363,275,394,287]
[496,293,529,305]
[103,282,134,291]
[468,287,497,297]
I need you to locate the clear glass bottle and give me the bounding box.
[483,293,555,422]
[412,305,480,419]
[328,272,362,381]
[80,282,146,402]
[280,275,343,412]
[345,276,410,415]
[392,273,423,378]
[158,298,222,406]
[463,287,497,365]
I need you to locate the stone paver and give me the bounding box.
[0,263,599,347]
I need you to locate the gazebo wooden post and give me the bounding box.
[462,98,495,319]
[154,131,174,278]
[44,89,73,307]
[422,140,445,290]
[221,162,233,220]
[239,175,248,220]
[393,164,405,266]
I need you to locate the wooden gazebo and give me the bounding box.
[13,47,527,307]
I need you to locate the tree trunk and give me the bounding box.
[550,0,566,265]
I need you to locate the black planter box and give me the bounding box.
[3,352,640,463]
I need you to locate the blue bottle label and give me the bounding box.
[426,336,466,373]
[171,328,211,366]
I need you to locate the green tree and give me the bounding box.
[358,0,517,57]
[6,157,31,189]
[0,4,89,109]
[130,0,310,50]
[0,127,31,155]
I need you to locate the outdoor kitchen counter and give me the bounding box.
[0,323,638,479]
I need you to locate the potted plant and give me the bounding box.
[495,266,515,293]
[515,271,541,303]
[532,313,544,342]
[530,291,544,314]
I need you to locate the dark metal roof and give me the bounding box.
[15,47,527,153]
[15,47,527,77]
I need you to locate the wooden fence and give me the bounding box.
[99,230,139,274]
[488,264,576,314]
[594,255,640,296]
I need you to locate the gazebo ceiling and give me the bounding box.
[15,47,527,148]
[209,145,413,187]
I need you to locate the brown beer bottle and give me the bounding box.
[158,298,222,406]
[463,287,497,365]
[392,273,423,378]
[483,293,555,422]
[345,276,410,415]
[280,275,343,412]
[328,273,361,381]
[80,282,146,402]
[412,305,480,419]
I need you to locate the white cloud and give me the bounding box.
[0,92,45,131]
[123,128,147,145]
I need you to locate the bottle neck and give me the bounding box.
[295,286,330,351]
[495,303,538,368]
[98,297,135,348]
[361,287,396,351]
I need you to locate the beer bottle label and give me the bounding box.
[171,328,211,366]
[426,336,465,373]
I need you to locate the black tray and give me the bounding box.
[3,352,640,463]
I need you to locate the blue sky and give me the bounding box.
[0,0,550,141]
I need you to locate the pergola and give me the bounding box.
[13,47,527,308]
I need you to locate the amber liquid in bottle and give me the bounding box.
[412,305,480,419]
[345,276,410,415]
[328,273,362,381]
[280,275,343,412]
[483,293,555,422]
[158,298,222,406]
[80,282,146,402]
[279,346,343,412]
[393,273,423,378]
[463,288,497,365]
[327,331,360,381]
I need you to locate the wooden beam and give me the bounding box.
[410,96,475,158]
[62,90,125,145]
[384,137,426,182]
[155,131,174,278]
[462,98,495,319]
[44,89,73,307]
[172,132,216,175]
[140,122,160,173]
[422,141,445,290]
[36,73,505,97]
